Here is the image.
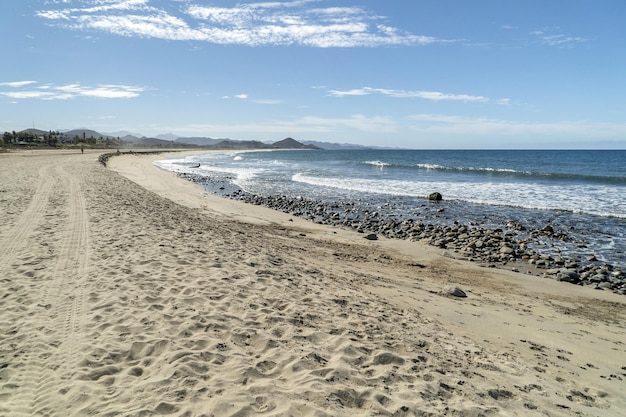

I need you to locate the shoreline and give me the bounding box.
[131,149,625,295]
[2,149,625,416]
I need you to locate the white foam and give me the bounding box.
[365,160,391,168]
[292,173,626,218]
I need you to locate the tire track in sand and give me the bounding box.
[0,162,60,417]
[33,162,92,416]
[0,164,56,268]
[0,158,91,416]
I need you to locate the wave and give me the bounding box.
[292,173,626,219]
[416,164,521,174]
[413,163,626,185]
[360,160,625,184]
[365,160,392,168]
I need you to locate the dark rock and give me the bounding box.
[556,271,580,284]
[176,171,626,295]
[427,192,443,201]
[488,389,514,400]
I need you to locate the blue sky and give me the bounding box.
[1,0,625,148]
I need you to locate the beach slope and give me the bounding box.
[1,150,624,417]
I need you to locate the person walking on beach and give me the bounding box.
[81,145,84,154]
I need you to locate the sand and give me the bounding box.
[1,148,625,417]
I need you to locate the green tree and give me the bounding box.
[3,132,14,145]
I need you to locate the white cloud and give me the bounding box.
[36,0,454,47]
[530,27,590,48]
[0,81,38,88]
[0,81,143,100]
[222,93,249,99]
[328,86,490,102]
[1,91,57,100]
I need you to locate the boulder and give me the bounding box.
[443,284,467,298]
[427,192,443,201]
[556,271,580,284]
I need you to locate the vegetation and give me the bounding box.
[1,129,124,150]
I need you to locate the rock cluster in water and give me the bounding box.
[180,173,626,295]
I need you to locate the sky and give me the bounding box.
[1,0,626,149]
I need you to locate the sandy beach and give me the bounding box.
[1,149,625,417]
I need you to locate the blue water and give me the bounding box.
[156,149,626,269]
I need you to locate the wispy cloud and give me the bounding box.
[0,81,38,88]
[408,114,626,138]
[278,114,397,132]
[159,114,396,136]
[328,86,492,102]
[221,93,249,99]
[252,98,283,105]
[530,27,590,48]
[36,0,454,47]
[0,81,144,100]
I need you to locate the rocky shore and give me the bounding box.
[180,172,626,295]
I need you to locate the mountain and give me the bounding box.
[124,136,196,147]
[20,128,49,136]
[63,129,111,139]
[175,137,224,146]
[301,140,371,150]
[11,126,371,150]
[155,132,179,141]
[134,137,184,147]
[271,137,320,149]
[105,130,142,138]
[120,134,140,142]
[212,139,268,149]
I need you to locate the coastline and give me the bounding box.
[150,150,626,294]
[1,149,625,416]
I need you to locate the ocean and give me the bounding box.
[155,149,626,271]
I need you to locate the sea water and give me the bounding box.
[155,149,626,269]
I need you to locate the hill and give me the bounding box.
[155,133,180,141]
[63,129,111,139]
[301,140,371,150]
[175,137,224,146]
[124,135,199,148]
[20,128,49,136]
[271,137,320,149]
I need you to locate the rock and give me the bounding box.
[556,271,580,284]
[443,284,467,298]
[589,274,607,283]
[488,389,514,400]
[363,233,378,241]
[500,245,515,254]
[427,192,443,201]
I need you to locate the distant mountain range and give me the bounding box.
[17,128,377,150]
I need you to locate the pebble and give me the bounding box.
[179,173,626,295]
